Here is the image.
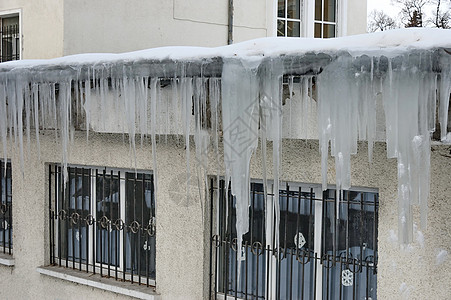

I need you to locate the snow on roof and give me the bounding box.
[0,28,450,72]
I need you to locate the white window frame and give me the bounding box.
[53,165,155,286]
[273,0,347,38]
[0,9,22,61]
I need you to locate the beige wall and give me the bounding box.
[347,0,367,35]
[0,0,63,59]
[62,0,269,55]
[0,129,450,299]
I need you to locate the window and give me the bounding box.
[314,0,336,38]
[211,180,378,299]
[0,160,12,254]
[0,14,20,62]
[277,0,302,37]
[48,165,156,286]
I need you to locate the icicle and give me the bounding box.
[150,78,159,201]
[222,58,260,274]
[260,59,284,249]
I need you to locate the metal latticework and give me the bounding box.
[0,160,12,254]
[48,165,156,286]
[0,23,19,62]
[210,179,378,300]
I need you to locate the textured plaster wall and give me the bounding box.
[0,132,450,299]
[63,0,268,55]
[0,132,210,300]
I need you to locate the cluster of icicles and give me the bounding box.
[0,50,450,251]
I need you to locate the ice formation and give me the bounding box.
[0,29,451,246]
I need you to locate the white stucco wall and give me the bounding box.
[0,0,63,59]
[346,0,367,35]
[62,0,269,55]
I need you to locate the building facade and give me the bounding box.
[0,0,367,60]
[1,1,451,300]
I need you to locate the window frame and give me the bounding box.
[0,9,21,63]
[274,0,346,38]
[49,164,156,287]
[211,178,378,299]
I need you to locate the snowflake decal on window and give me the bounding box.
[294,232,306,249]
[342,269,353,287]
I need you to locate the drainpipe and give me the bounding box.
[228,0,233,44]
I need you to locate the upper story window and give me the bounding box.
[0,14,20,62]
[277,0,338,38]
[314,0,336,38]
[48,165,156,286]
[211,180,378,299]
[0,160,12,254]
[277,0,302,37]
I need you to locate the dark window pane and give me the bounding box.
[324,0,336,22]
[287,21,301,37]
[315,0,322,21]
[63,168,91,263]
[0,162,12,249]
[287,0,301,19]
[125,173,155,279]
[314,22,322,38]
[324,24,336,38]
[1,16,19,62]
[278,20,286,36]
[96,171,120,266]
[278,0,285,18]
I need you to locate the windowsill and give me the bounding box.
[0,252,14,266]
[37,266,160,300]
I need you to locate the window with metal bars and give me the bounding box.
[48,165,156,286]
[0,15,20,62]
[0,160,12,254]
[210,179,378,300]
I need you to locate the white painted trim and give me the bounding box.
[37,266,160,300]
[0,253,14,266]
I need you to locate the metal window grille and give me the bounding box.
[48,165,156,286]
[0,160,12,254]
[209,179,378,300]
[0,18,20,63]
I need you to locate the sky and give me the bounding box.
[367,0,444,19]
[367,0,400,18]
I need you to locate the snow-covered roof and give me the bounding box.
[0,28,450,80]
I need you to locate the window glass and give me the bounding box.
[315,0,322,21]
[0,161,12,251]
[277,20,286,37]
[287,21,301,37]
[287,0,300,19]
[125,172,155,278]
[324,0,336,22]
[323,24,335,38]
[278,0,286,18]
[96,171,119,266]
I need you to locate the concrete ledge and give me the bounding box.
[0,252,14,266]
[37,266,160,300]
